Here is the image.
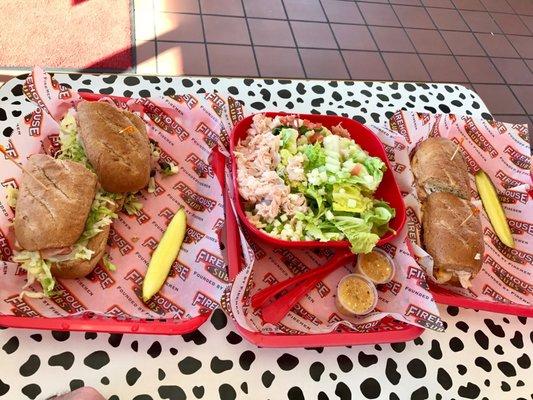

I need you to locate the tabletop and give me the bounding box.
[0,73,531,400]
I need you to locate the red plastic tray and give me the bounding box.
[225,112,423,347]
[0,92,222,335]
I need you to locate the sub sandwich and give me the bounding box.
[9,100,174,297]
[411,137,484,289]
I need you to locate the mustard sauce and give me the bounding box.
[359,250,393,283]
[336,275,375,315]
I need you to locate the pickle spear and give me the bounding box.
[475,170,515,248]
[142,208,187,301]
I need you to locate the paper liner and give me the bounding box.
[0,67,245,320]
[385,111,532,305]
[223,116,446,334]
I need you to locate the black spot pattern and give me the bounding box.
[475,356,492,372]
[277,353,299,370]
[385,359,401,385]
[449,337,464,352]
[124,76,140,86]
[475,330,489,350]
[428,340,442,359]
[457,364,467,375]
[240,382,248,394]
[85,332,97,340]
[147,341,162,358]
[218,384,236,400]
[48,351,74,370]
[70,379,84,390]
[126,367,142,385]
[437,368,452,390]
[510,331,523,348]
[458,383,481,399]
[337,355,353,372]
[497,361,516,377]
[182,330,207,345]
[238,351,255,371]
[83,351,110,369]
[309,361,324,382]
[51,331,70,341]
[262,371,275,388]
[517,353,530,369]
[226,331,242,345]
[410,386,429,399]
[21,383,41,399]
[494,345,504,355]
[484,319,505,338]
[108,334,123,348]
[158,385,186,400]
[210,356,233,373]
[131,341,139,352]
[0,379,9,396]
[19,354,40,377]
[360,378,381,399]
[288,386,305,400]
[192,386,204,398]
[210,309,227,330]
[2,336,19,354]
[178,357,202,374]
[358,351,378,367]
[407,359,426,378]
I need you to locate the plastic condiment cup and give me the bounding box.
[335,273,378,316]
[355,248,395,285]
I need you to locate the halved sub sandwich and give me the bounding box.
[12,154,117,296]
[411,137,471,201]
[422,192,484,288]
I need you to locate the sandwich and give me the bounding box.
[12,154,117,296]
[422,192,484,288]
[76,101,151,193]
[411,137,471,201]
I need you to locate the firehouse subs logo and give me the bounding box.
[485,255,532,295]
[168,259,190,281]
[507,218,533,236]
[23,107,44,137]
[263,272,279,286]
[4,295,40,317]
[213,218,225,232]
[407,266,429,290]
[495,188,529,205]
[451,138,481,174]
[125,270,185,316]
[1,140,18,159]
[428,114,441,138]
[183,225,206,244]
[192,291,218,311]
[416,112,431,125]
[195,121,219,149]
[106,304,130,318]
[135,207,151,225]
[405,304,445,331]
[142,236,158,252]
[243,237,266,261]
[49,282,87,314]
[481,284,511,303]
[291,303,321,326]
[185,153,214,178]
[87,264,116,290]
[23,74,49,113]
[204,92,226,117]
[228,96,244,126]
[380,243,397,258]
[50,77,72,100]
[487,119,508,134]
[389,113,410,143]
[406,207,421,244]
[137,98,189,141]
[274,248,330,297]
[276,323,307,335]
[496,169,524,189]
[0,228,12,261]
[196,249,229,283]
[169,94,198,110]
[108,227,133,255]
[42,133,61,157]
[503,145,530,170]
[174,181,217,212]
[378,279,402,295]
[463,117,498,158]
[512,124,529,142]
[485,228,533,265]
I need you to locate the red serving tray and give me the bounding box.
[225,112,423,347]
[0,92,222,335]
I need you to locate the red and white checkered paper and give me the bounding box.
[0,67,243,320]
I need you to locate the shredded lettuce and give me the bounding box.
[12,251,56,298]
[123,192,143,215]
[58,113,91,169]
[6,187,18,207]
[102,254,117,272]
[160,162,179,176]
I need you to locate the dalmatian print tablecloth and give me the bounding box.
[0,73,530,400]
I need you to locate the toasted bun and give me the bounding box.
[77,101,151,193]
[51,225,110,278]
[411,137,471,201]
[422,192,484,285]
[14,154,97,251]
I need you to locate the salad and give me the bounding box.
[234,114,395,254]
